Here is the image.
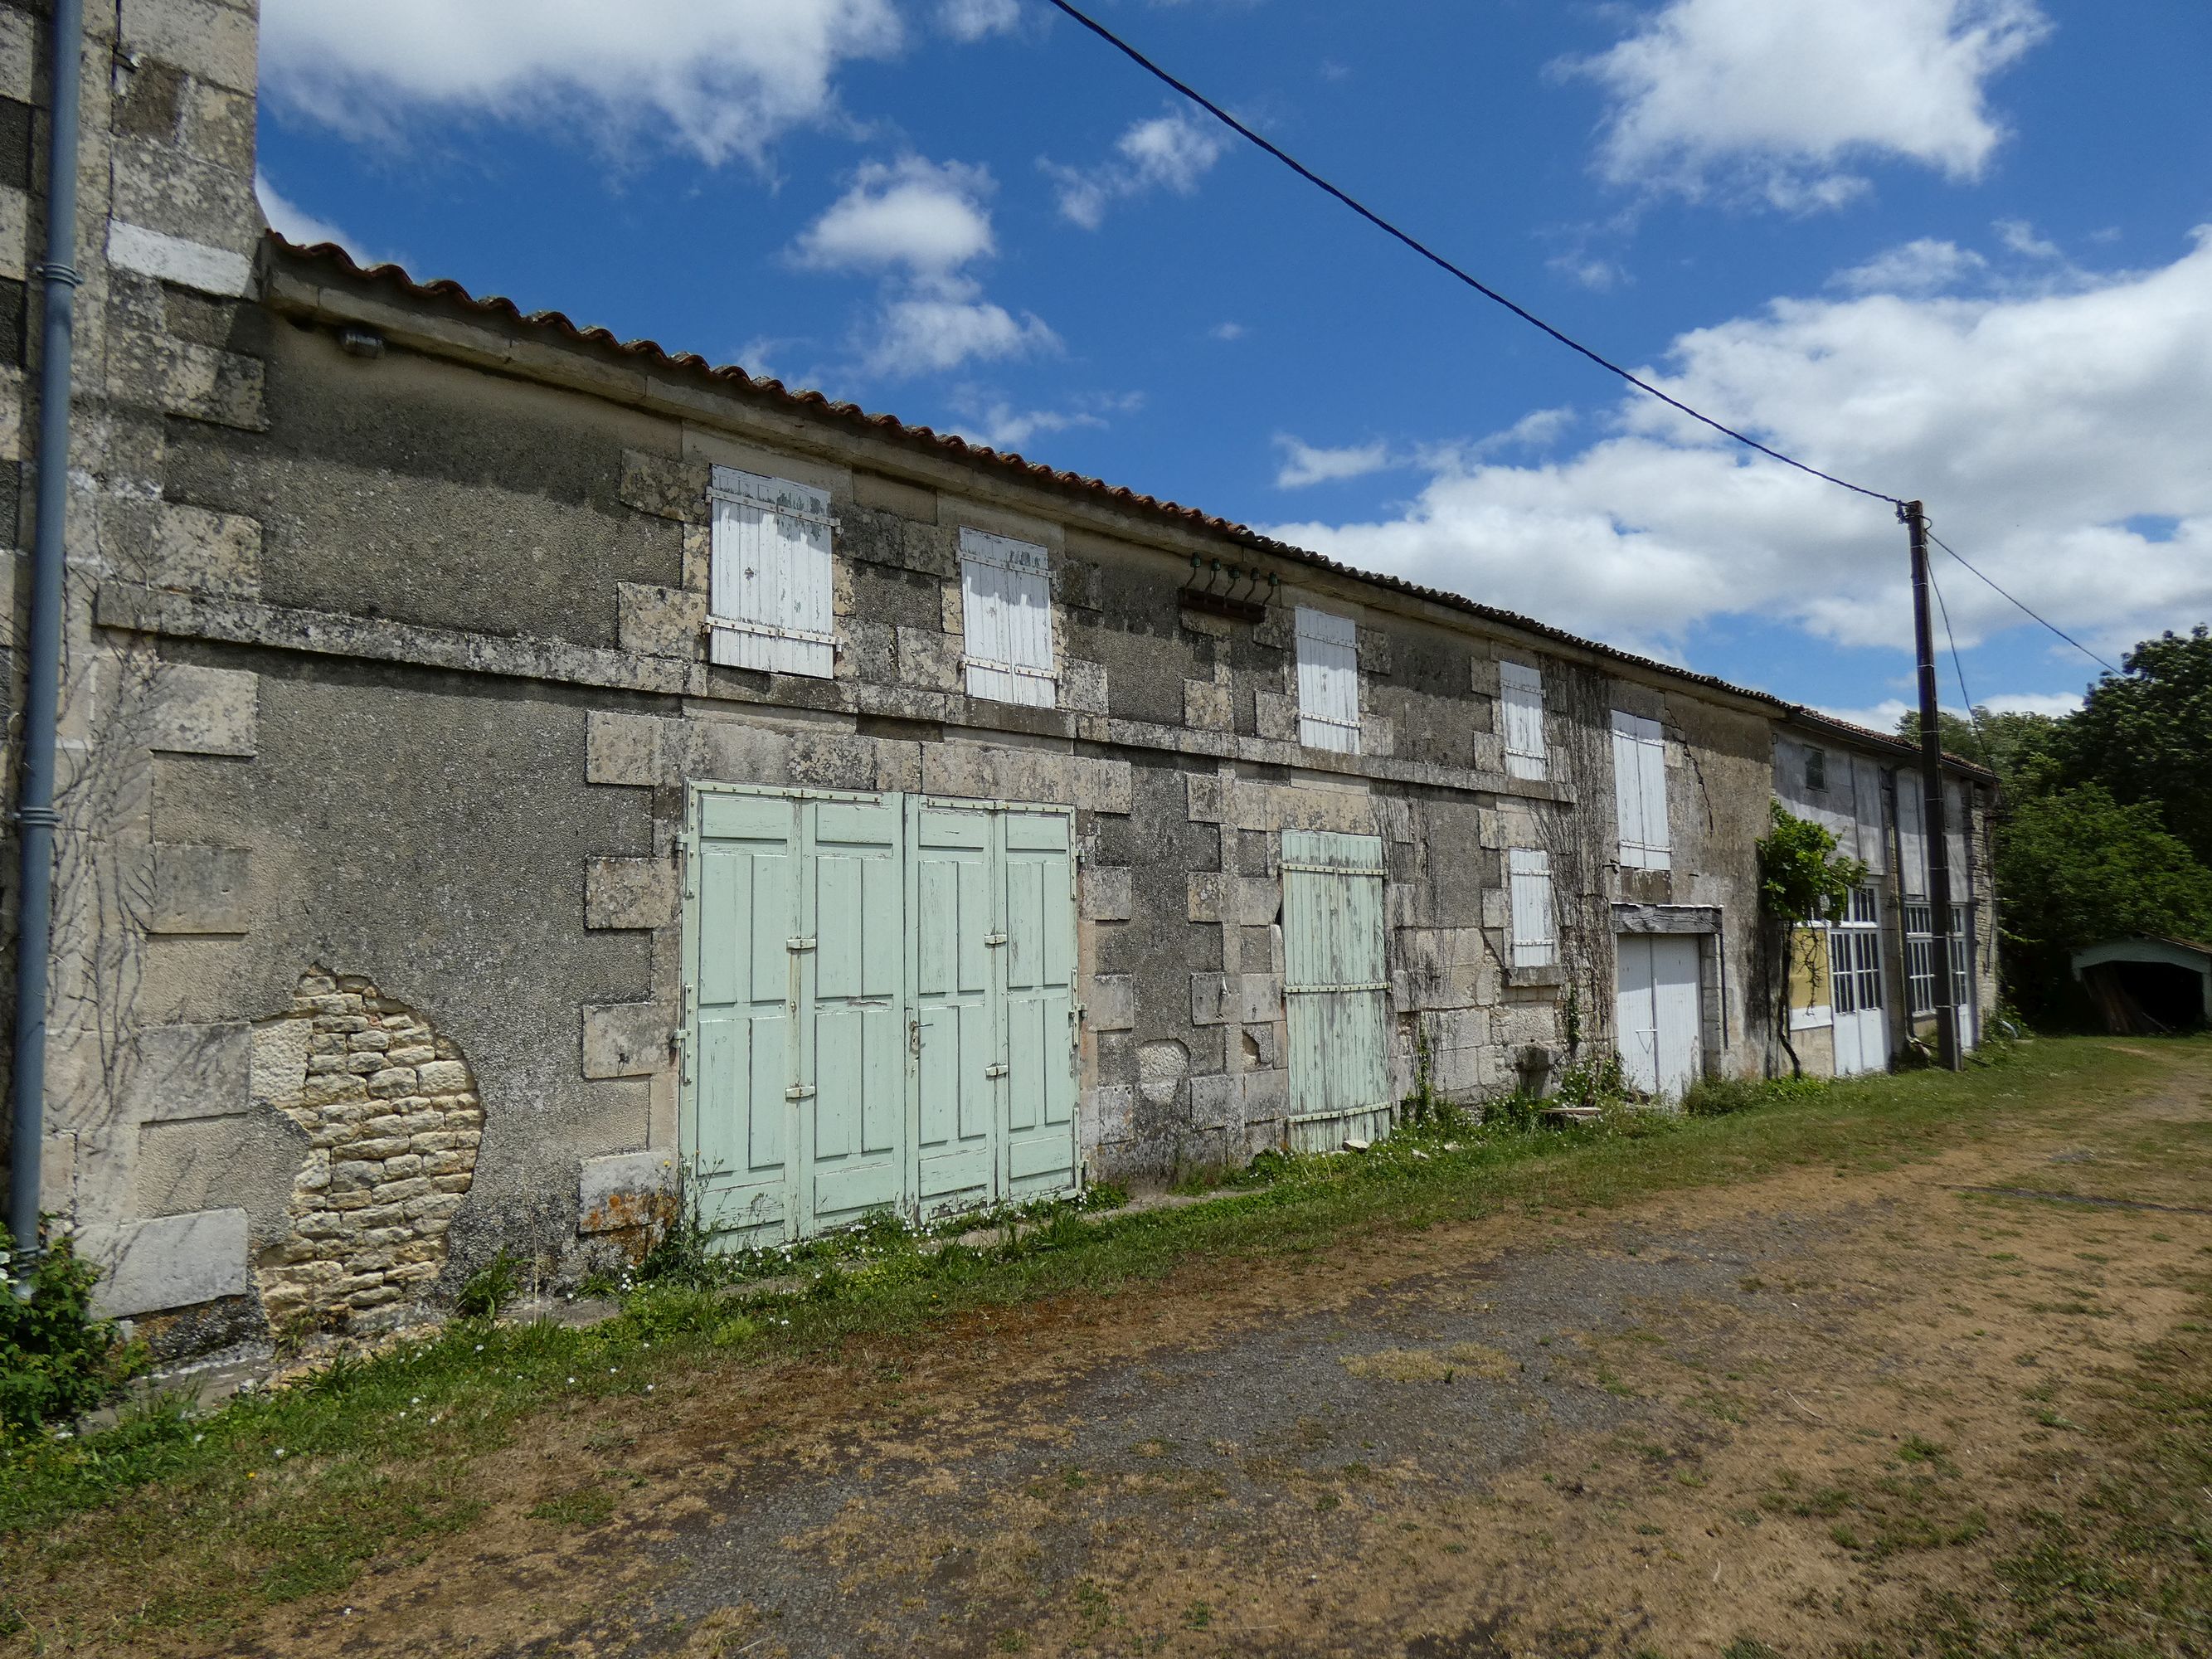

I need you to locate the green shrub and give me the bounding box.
[1683,1073,1829,1117]
[2,1227,147,1439]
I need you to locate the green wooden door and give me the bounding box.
[799,799,907,1232]
[1281,830,1393,1154]
[912,804,999,1217]
[688,786,1078,1241]
[1000,810,1078,1199]
[691,791,800,1240]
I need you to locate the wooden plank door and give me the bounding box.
[1000,811,1077,1200]
[1650,936,1703,1099]
[799,799,906,1233]
[911,803,999,1217]
[1282,830,1392,1152]
[691,791,801,1241]
[1615,934,1660,1096]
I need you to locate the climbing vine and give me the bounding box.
[1757,800,1868,1078]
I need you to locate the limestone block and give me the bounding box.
[618,582,706,659]
[148,844,250,934]
[1187,771,1228,825]
[1189,1073,1237,1130]
[1360,713,1395,758]
[127,1020,250,1122]
[145,501,260,598]
[586,710,662,786]
[585,857,676,932]
[684,718,790,785]
[1379,796,1415,844]
[1184,680,1233,732]
[921,742,997,800]
[106,221,251,297]
[1236,876,1277,927]
[582,1003,670,1079]
[0,10,32,101]
[790,732,874,790]
[1082,866,1133,922]
[578,1149,679,1235]
[1356,626,1394,675]
[82,1206,249,1316]
[1074,757,1133,815]
[1238,1068,1289,1119]
[1085,974,1135,1033]
[851,469,939,523]
[1190,973,1232,1027]
[1186,872,1227,924]
[1062,659,1109,715]
[1089,1085,1137,1147]
[148,662,255,756]
[1255,691,1299,743]
[874,739,922,794]
[1240,1023,1281,1069]
[121,0,259,92]
[897,625,962,693]
[181,78,254,174]
[1480,888,1509,928]
[1237,974,1283,1025]
[619,449,711,522]
[152,337,265,429]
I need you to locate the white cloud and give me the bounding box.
[1262,228,2212,669]
[254,171,379,263]
[1551,253,1631,292]
[1831,237,1988,294]
[1996,217,2064,260]
[1816,698,1916,734]
[1569,0,2051,209]
[258,0,903,165]
[863,291,1059,377]
[1275,436,1394,489]
[1984,690,2084,717]
[792,157,995,275]
[946,389,1142,453]
[1210,321,1247,342]
[940,0,1021,41]
[1045,110,1227,229]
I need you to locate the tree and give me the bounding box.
[1996,785,2212,1021]
[1892,706,2066,795]
[2061,625,2212,864]
[1757,800,1866,1077]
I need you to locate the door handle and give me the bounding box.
[984,1063,1009,1079]
[984,933,1009,948]
[785,1084,816,1100]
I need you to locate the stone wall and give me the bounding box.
[254,971,484,1335]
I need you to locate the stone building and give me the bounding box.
[0,0,1995,1352]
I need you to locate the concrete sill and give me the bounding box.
[1506,965,1564,990]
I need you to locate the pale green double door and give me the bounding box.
[683,786,1078,1244]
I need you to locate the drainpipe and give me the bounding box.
[7,0,85,1280]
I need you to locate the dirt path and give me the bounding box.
[216,1053,2212,1658]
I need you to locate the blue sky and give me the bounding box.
[252,0,2212,729]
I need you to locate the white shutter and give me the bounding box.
[959,528,1055,708]
[1611,711,1647,868]
[1637,718,1670,868]
[1612,710,1669,869]
[707,467,834,679]
[1896,777,1927,897]
[1296,606,1361,753]
[1500,660,1545,781]
[1508,848,1557,968]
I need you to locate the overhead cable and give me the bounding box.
[1043,0,1905,508]
[1923,528,2119,675]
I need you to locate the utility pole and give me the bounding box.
[1903,501,1962,1070]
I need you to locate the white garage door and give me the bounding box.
[1616,934,1703,1100]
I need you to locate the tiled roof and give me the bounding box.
[263,234,1992,781]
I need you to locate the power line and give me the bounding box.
[1043,0,1903,509]
[1923,528,2119,675]
[1924,555,1993,772]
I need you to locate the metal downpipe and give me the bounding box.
[7,0,85,1278]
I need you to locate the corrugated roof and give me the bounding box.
[262,233,1991,781]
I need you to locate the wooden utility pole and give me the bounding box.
[1903,501,1962,1070]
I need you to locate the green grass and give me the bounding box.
[2,1035,2205,1648]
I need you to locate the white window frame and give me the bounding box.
[1830,883,1884,1019]
[1500,660,1547,781]
[1295,606,1361,754]
[707,466,837,679]
[1611,710,1671,870]
[1507,847,1558,968]
[958,528,1057,708]
[1903,901,1937,1017]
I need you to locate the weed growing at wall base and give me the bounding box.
[1,1226,146,1443]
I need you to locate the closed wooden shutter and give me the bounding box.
[1507,848,1557,967]
[1500,661,1546,780]
[708,467,835,678]
[960,528,1057,708]
[1282,830,1390,1151]
[1296,606,1361,753]
[1612,710,1670,869]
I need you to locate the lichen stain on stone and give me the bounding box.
[251,967,485,1335]
[581,1186,681,1260]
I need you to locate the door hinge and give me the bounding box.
[785,1083,817,1101]
[984,1063,1009,1079]
[787,936,817,952]
[984,932,1009,948]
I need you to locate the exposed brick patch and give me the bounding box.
[254,970,484,1335]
